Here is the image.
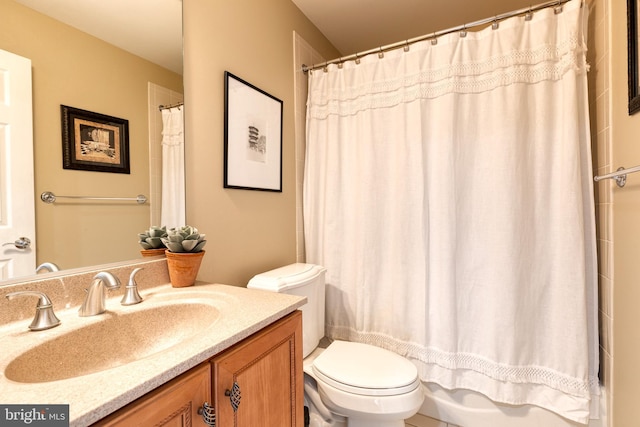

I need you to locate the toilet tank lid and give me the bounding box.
[247,263,326,292]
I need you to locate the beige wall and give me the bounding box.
[0,0,182,271]
[182,0,339,286]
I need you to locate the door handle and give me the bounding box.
[3,237,31,249]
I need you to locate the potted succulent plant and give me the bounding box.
[161,225,207,287]
[138,226,168,257]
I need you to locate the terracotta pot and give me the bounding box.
[140,248,167,258]
[165,250,205,288]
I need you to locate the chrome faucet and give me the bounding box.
[36,262,60,273]
[6,291,61,331]
[79,272,121,316]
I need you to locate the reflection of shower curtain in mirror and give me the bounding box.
[304,0,598,423]
[161,106,185,228]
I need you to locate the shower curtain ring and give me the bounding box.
[554,1,563,14]
[525,6,533,21]
[403,41,410,52]
[460,25,467,38]
[337,58,344,69]
[492,18,499,30]
[430,33,438,45]
[378,47,384,58]
[355,54,361,64]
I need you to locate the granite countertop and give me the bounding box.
[0,282,306,426]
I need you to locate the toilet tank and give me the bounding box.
[247,263,326,358]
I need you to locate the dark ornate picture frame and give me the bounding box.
[61,105,130,174]
[223,71,283,192]
[628,0,640,114]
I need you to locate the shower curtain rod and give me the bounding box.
[302,0,573,73]
[158,102,183,111]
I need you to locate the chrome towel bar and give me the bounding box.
[593,166,640,188]
[40,191,147,204]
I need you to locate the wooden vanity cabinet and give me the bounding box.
[94,363,211,427]
[93,310,303,427]
[211,310,303,427]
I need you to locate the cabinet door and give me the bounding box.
[211,311,303,427]
[94,363,211,427]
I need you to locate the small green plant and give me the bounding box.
[161,225,207,253]
[138,226,168,250]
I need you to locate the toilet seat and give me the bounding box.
[312,340,420,397]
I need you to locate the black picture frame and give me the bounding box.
[628,0,640,114]
[61,105,130,174]
[224,71,283,192]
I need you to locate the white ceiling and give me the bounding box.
[13,0,539,74]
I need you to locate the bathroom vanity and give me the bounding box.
[94,311,302,426]
[0,258,306,427]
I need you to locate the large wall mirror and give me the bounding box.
[1,0,183,283]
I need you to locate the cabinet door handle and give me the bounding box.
[224,382,242,412]
[198,402,216,427]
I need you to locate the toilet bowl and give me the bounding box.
[307,341,424,427]
[248,263,424,427]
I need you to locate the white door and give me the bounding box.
[0,49,35,280]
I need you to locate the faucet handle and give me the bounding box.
[6,291,61,331]
[121,267,144,306]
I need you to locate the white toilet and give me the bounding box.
[248,263,424,427]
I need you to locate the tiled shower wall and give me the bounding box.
[588,0,613,424]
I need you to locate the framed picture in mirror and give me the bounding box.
[61,105,130,173]
[629,0,640,114]
[223,71,283,192]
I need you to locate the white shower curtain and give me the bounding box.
[161,106,185,229]
[304,0,598,423]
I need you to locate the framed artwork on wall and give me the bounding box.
[61,105,130,174]
[223,71,283,192]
